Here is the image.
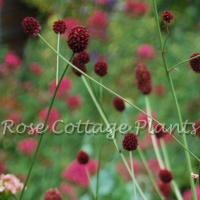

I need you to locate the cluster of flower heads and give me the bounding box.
[0,174,24,195]
[44,188,62,200]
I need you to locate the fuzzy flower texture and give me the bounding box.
[44,188,62,200]
[0,174,24,194]
[53,20,66,34]
[122,132,138,151]
[22,17,41,37]
[189,53,200,73]
[162,11,174,23]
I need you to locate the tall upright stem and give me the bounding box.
[151,0,197,199]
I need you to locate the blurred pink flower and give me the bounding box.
[17,138,37,155]
[183,185,200,200]
[124,1,149,17]
[62,17,80,38]
[0,174,24,194]
[60,183,78,200]
[23,81,33,91]
[88,10,109,39]
[62,159,98,187]
[0,0,3,8]
[7,112,21,124]
[38,107,60,131]
[137,44,155,61]
[29,62,42,76]
[4,51,21,70]
[116,159,144,181]
[147,158,160,175]
[66,95,82,111]
[0,64,9,76]
[154,84,166,96]
[49,77,72,98]
[96,0,108,4]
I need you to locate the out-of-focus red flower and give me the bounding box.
[147,158,160,175]
[88,10,109,39]
[136,111,156,129]
[183,185,200,200]
[66,95,82,111]
[49,77,72,98]
[137,44,155,62]
[29,62,42,76]
[154,84,166,96]
[17,138,37,155]
[62,17,80,38]
[23,81,33,91]
[7,112,21,124]
[0,162,6,174]
[38,107,60,131]
[124,1,149,18]
[4,51,21,70]
[62,159,98,187]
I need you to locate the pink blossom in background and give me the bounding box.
[116,159,144,181]
[96,0,108,4]
[0,64,9,76]
[62,17,80,38]
[137,44,156,61]
[124,1,149,17]
[147,158,160,175]
[17,138,37,155]
[88,10,109,39]
[136,110,156,129]
[7,112,21,124]
[154,84,166,96]
[23,81,33,91]
[0,174,24,194]
[60,183,78,200]
[29,62,42,76]
[62,159,98,187]
[4,51,21,70]
[38,107,60,131]
[66,95,82,111]
[49,77,72,98]
[183,185,200,200]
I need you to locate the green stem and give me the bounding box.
[160,139,183,200]
[56,34,60,86]
[151,1,197,199]
[85,166,96,199]
[137,148,164,200]
[130,152,137,199]
[168,54,200,72]
[38,34,200,162]
[81,76,147,199]
[145,96,165,169]
[19,53,74,200]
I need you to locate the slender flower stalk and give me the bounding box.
[130,152,136,199]
[151,0,197,199]
[38,34,200,162]
[145,96,165,169]
[56,34,60,86]
[81,76,147,200]
[85,167,96,199]
[19,52,74,200]
[160,139,183,200]
[168,54,200,72]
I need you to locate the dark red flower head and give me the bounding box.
[122,133,138,151]
[53,20,66,34]
[113,97,125,112]
[94,60,108,77]
[72,57,87,76]
[189,53,200,73]
[159,183,172,197]
[159,169,173,183]
[135,63,152,95]
[77,151,89,164]
[76,51,90,64]
[44,188,62,200]
[154,123,167,139]
[194,120,200,137]
[67,25,90,53]
[22,17,41,37]
[162,11,174,23]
